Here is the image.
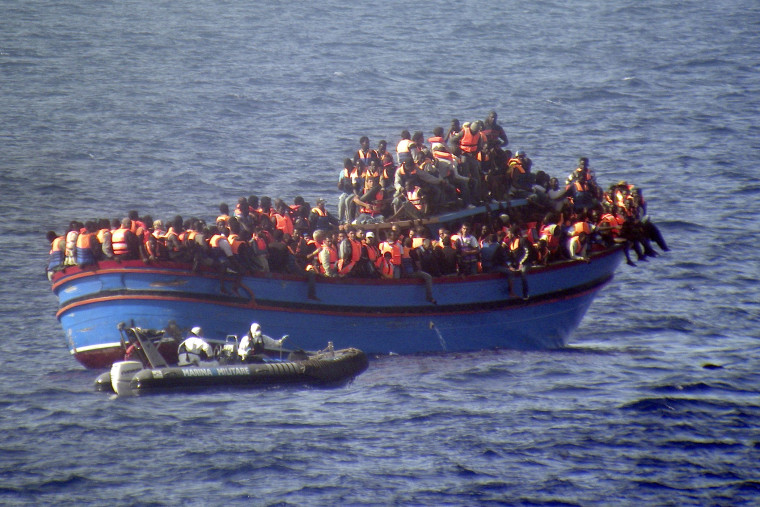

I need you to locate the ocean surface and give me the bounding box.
[2,0,759,504]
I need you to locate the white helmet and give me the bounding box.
[249,323,262,338]
[190,326,203,336]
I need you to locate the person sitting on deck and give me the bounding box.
[354,136,377,173]
[46,230,65,279]
[216,203,230,228]
[96,218,114,261]
[267,229,293,274]
[455,223,480,275]
[337,227,363,277]
[111,217,141,261]
[64,221,81,267]
[145,219,169,262]
[271,199,295,238]
[479,233,509,274]
[310,198,339,232]
[507,150,533,196]
[434,229,459,276]
[318,234,338,277]
[352,182,388,225]
[379,229,404,279]
[75,221,101,268]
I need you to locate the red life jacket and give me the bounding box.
[365,242,381,264]
[540,224,560,252]
[525,222,539,244]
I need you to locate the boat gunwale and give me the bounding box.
[51,244,624,290]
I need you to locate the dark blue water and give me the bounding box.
[2,0,760,504]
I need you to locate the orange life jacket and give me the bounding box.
[459,127,481,154]
[396,139,414,156]
[508,157,525,175]
[380,241,402,266]
[406,187,423,210]
[112,228,130,256]
[433,149,457,164]
[96,228,109,244]
[338,238,363,275]
[252,236,267,254]
[146,229,168,259]
[49,236,65,256]
[573,221,591,236]
[361,190,385,216]
[379,256,395,279]
[599,213,622,237]
[356,148,377,168]
[319,245,338,274]
[227,233,245,255]
[164,228,182,252]
[274,212,294,236]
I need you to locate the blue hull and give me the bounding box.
[52,247,624,368]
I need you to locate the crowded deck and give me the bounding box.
[46,112,668,284]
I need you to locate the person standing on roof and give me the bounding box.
[451,121,485,203]
[481,111,508,147]
[376,139,397,191]
[444,118,462,148]
[337,158,355,224]
[354,136,377,173]
[396,130,414,165]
